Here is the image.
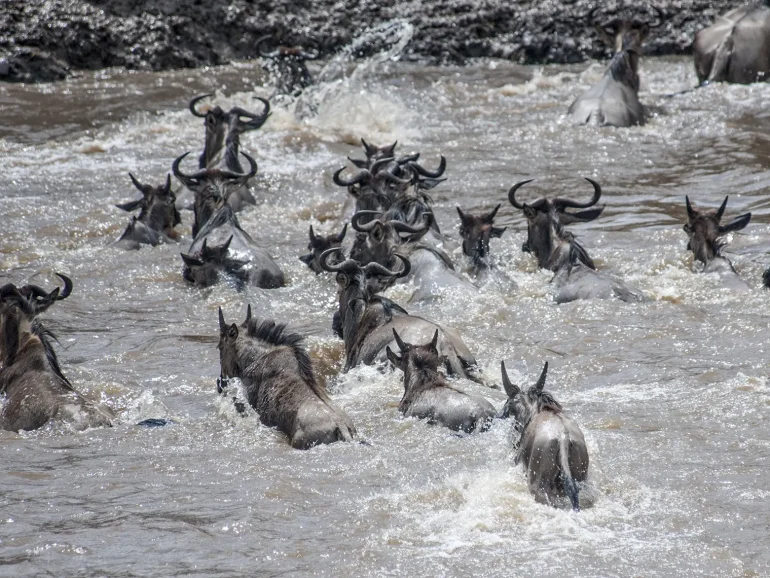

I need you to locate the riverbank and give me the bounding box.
[0,0,733,83]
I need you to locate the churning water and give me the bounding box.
[1,24,770,577]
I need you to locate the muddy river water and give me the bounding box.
[1,33,770,577]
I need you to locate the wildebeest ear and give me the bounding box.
[430,330,439,350]
[534,361,549,393]
[308,225,317,243]
[386,346,401,367]
[500,361,520,398]
[719,212,751,234]
[560,206,605,224]
[685,195,696,220]
[491,226,507,238]
[227,323,238,340]
[181,253,204,267]
[456,206,468,224]
[336,223,348,243]
[383,141,397,157]
[218,307,227,333]
[244,304,252,326]
[299,253,314,266]
[164,173,172,193]
[115,199,144,212]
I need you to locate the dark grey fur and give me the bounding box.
[115,173,181,250]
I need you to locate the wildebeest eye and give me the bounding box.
[336,273,348,287]
[459,227,467,236]
[683,224,691,233]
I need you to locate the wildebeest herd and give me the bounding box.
[2,4,770,512]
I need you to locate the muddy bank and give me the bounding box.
[1,0,735,82]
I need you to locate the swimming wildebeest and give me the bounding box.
[319,249,482,381]
[349,210,475,300]
[185,93,270,212]
[115,173,181,249]
[0,280,114,432]
[256,35,318,97]
[173,150,258,238]
[694,2,770,85]
[180,203,285,289]
[299,223,347,274]
[682,195,751,289]
[386,329,496,433]
[217,307,356,449]
[499,361,589,511]
[457,204,507,274]
[569,7,662,127]
[509,178,645,303]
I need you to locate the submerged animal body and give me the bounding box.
[509,178,645,303]
[694,2,770,85]
[181,204,284,289]
[500,362,589,510]
[319,250,481,381]
[387,330,496,433]
[115,173,181,250]
[218,308,356,449]
[569,9,661,127]
[682,195,752,289]
[0,281,114,432]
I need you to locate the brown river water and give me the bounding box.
[1,27,770,577]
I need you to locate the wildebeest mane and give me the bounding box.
[244,319,328,401]
[528,388,563,413]
[32,320,76,391]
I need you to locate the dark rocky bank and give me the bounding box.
[0,0,737,83]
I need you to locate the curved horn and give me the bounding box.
[649,5,664,28]
[351,211,382,233]
[370,156,395,175]
[256,35,280,58]
[218,307,227,333]
[333,167,371,187]
[534,361,549,392]
[397,152,420,164]
[55,273,73,300]
[554,177,602,209]
[364,253,411,279]
[298,49,319,60]
[716,196,728,221]
[392,328,407,352]
[379,171,412,187]
[172,152,208,185]
[319,248,357,273]
[408,155,446,179]
[219,152,258,181]
[507,179,535,209]
[128,173,151,195]
[392,216,431,235]
[189,93,213,118]
[685,195,695,220]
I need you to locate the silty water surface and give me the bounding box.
[1,26,770,577]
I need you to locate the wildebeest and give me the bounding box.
[509,178,645,303]
[457,204,507,274]
[184,94,270,212]
[256,35,318,97]
[299,223,347,274]
[694,2,770,85]
[115,173,181,250]
[386,329,496,433]
[217,307,356,449]
[180,203,285,289]
[682,195,751,289]
[569,8,662,127]
[349,210,475,300]
[319,249,482,381]
[0,279,114,432]
[499,361,589,511]
[173,150,258,238]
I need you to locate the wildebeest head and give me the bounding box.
[349,210,432,270]
[508,178,604,271]
[333,157,413,216]
[117,173,181,237]
[386,328,440,378]
[592,6,663,54]
[320,248,410,302]
[0,273,72,319]
[189,94,270,170]
[499,361,561,423]
[300,224,348,274]
[172,151,258,236]
[217,305,253,379]
[457,204,506,266]
[181,236,250,288]
[683,196,751,265]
